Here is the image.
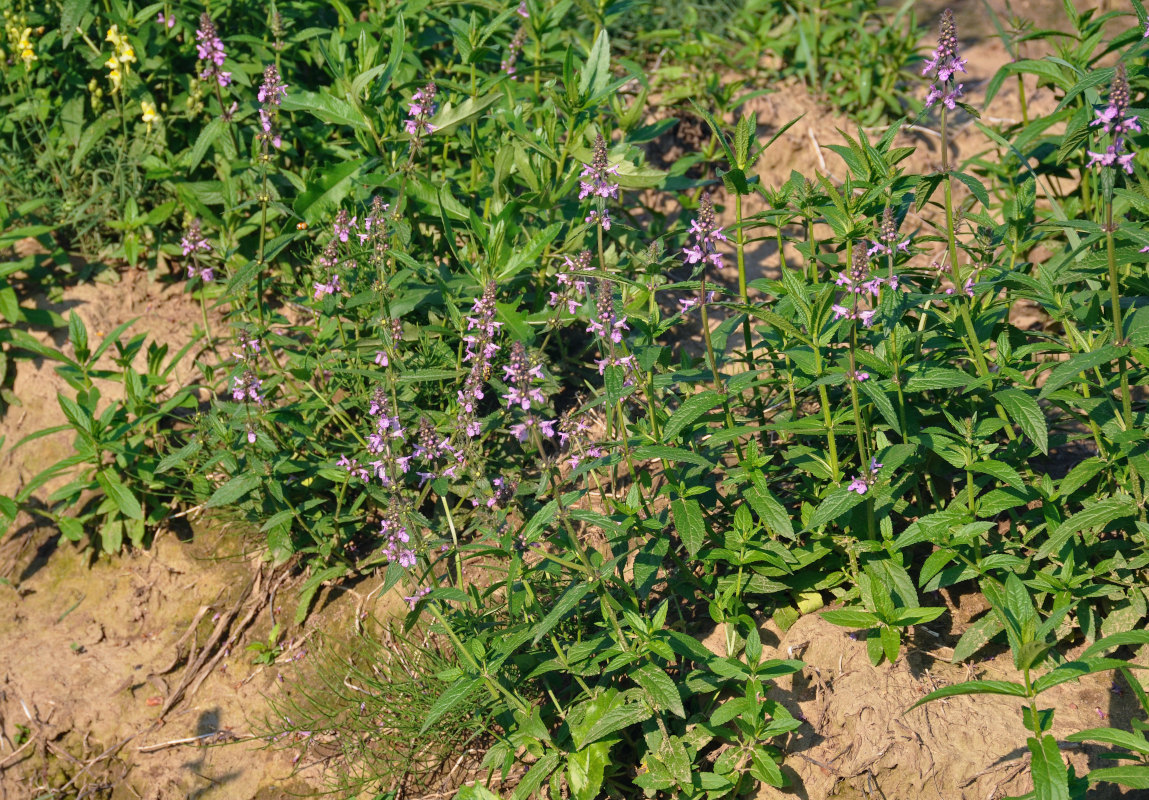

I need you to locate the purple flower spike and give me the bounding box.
[1087,65,1140,176]
[578,133,620,201]
[683,192,727,270]
[923,10,967,111]
[195,14,231,87]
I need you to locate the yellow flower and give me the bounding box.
[118,44,135,64]
[140,100,159,131]
[17,27,34,66]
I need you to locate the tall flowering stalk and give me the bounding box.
[1092,65,1140,472]
[927,10,991,383]
[194,14,237,131]
[580,133,619,240]
[255,64,288,327]
[182,219,218,357]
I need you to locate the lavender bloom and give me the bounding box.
[257,64,287,148]
[509,415,556,442]
[313,274,341,300]
[338,455,370,482]
[923,10,966,111]
[585,209,611,230]
[578,134,619,201]
[231,370,264,404]
[517,1,529,17]
[195,14,231,87]
[406,83,437,146]
[403,587,432,609]
[332,209,357,243]
[587,280,629,344]
[548,252,592,317]
[866,207,911,258]
[502,341,547,411]
[848,456,883,495]
[683,192,727,269]
[458,282,501,437]
[1087,65,1140,175]
[502,27,526,78]
[360,196,392,267]
[558,404,602,469]
[157,12,175,29]
[934,260,975,298]
[181,218,211,256]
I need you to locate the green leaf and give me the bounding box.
[892,606,946,626]
[294,564,345,624]
[280,89,369,129]
[1081,630,1149,659]
[745,477,794,539]
[579,702,653,746]
[671,497,706,557]
[531,581,591,645]
[205,473,261,508]
[1058,457,1106,498]
[1036,495,1136,559]
[970,459,1027,491]
[293,158,366,223]
[96,472,142,521]
[428,93,502,136]
[1065,728,1149,756]
[859,379,902,436]
[578,29,611,96]
[808,486,867,529]
[661,390,721,443]
[633,663,685,717]
[635,445,714,469]
[1084,765,1149,789]
[156,440,202,474]
[821,609,880,628]
[60,0,93,47]
[907,679,1029,710]
[1027,734,1069,800]
[994,389,1048,455]
[419,675,480,734]
[511,752,562,800]
[904,367,975,391]
[880,625,901,663]
[953,171,991,209]
[1039,346,1127,399]
[1033,659,1139,694]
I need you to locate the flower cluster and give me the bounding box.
[503,342,555,444]
[502,27,526,78]
[683,192,727,270]
[831,248,893,327]
[140,101,160,132]
[8,23,34,67]
[257,64,288,149]
[312,240,342,300]
[848,456,883,495]
[359,196,392,268]
[458,282,501,438]
[156,12,176,29]
[379,511,416,570]
[231,370,264,405]
[517,1,529,17]
[867,207,911,258]
[922,9,966,111]
[182,219,214,282]
[587,280,629,344]
[548,251,592,315]
[934,260,974,298]
[406,83,437,146]
[104,25,136,92]
[579,134,620,201]
[413,417,465,485]
[195,14,231,87]
[557,405,604,470]
[1087,65,1140,175]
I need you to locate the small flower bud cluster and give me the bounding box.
[406,83,437,145]
[1088,65,1141,175]
[156,12,176,29]
[195,14,231,87]
[922,9,967,111]
[934,260,974,298]
[413,417,465,485]
[312,240,342,300]
[379,511,416,570]
[683,192,727,270]
[257,64,288,149]
[503,342,556,444]
[359,196,392,268]
[231,370,264,405]
[867,208,911,258]
[848,456,883,495]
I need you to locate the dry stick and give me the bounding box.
[137,731,248,754]
[159,568,259,718]
[0,737,35,770]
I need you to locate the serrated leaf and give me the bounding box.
[634,445,714,468]
[672,497,706,557]
[634,663,685,717]
[808,486,867,529]
[1028,734,1069,800]
[96,472,142,521]
[531,581,591,645]
[662,390,721,443]
[1036,495,1136,559]
[821,608,880,628]
[1039,346,1127,399]
[205,473,260,508]
[420,675,480,734]
[994,388,1048,455]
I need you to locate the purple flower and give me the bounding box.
[1087,65,1139,175]
[587,280,629,344]
[867,207,911,258]
[257,64,287,148]
[313,274,341,300]
[502,342,547,410]
[517,1,529,17]
[406,82,437,146]
[195,14,231,87]
[375,351,389,367]
[847,456,883,495]
[231,370,264,405]
[332,209,357,243]
[586,209,611,230]
[683,192,727,270]
[157,12,175,29]
[502,27,527,78]
[403,587,432,609]
[578,133,619,201]
[181,218,211,257]
[923,10,967,111]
